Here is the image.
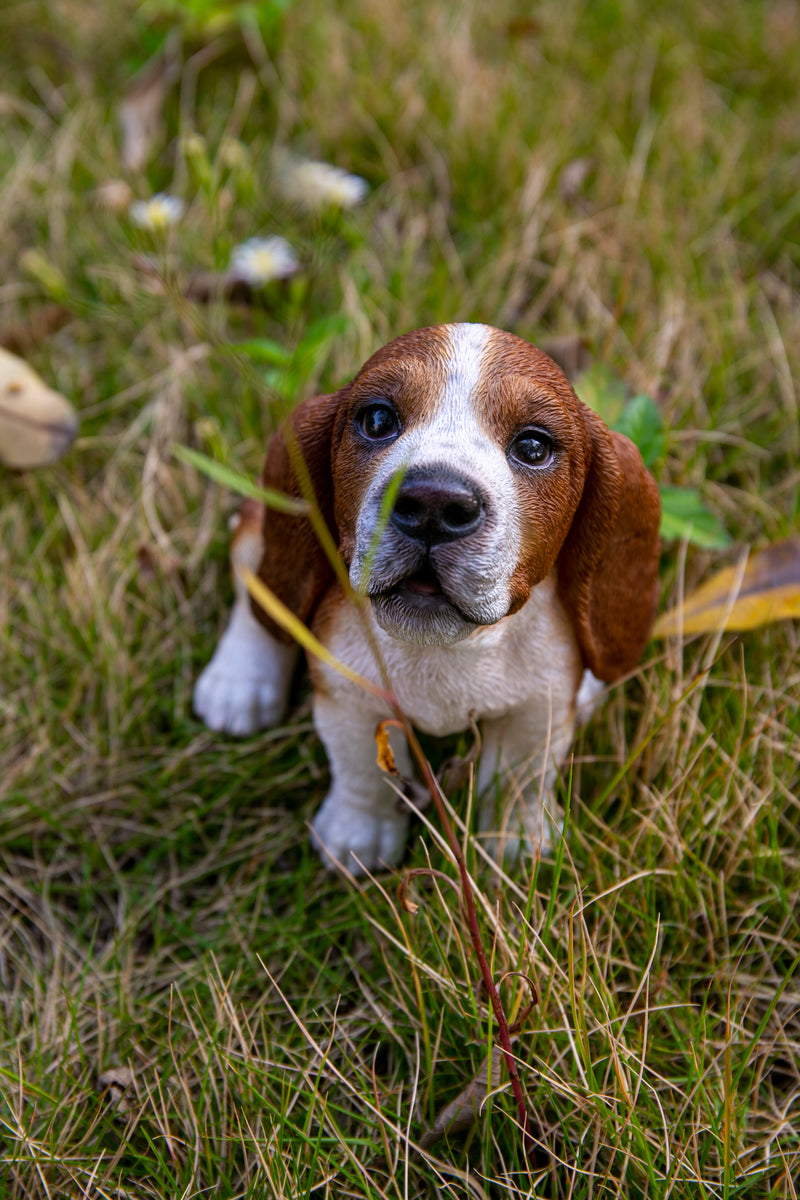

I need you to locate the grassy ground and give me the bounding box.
[1,0,799,1196]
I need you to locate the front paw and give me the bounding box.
[194,656,287,736]
[194,615,297,736]
[310,790,409,874]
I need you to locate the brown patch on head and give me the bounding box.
[351,325,453,381]
[473,328,593,605]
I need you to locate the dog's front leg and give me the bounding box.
[476,699,575,861]
[310,691,413,873]
[194,502,299,735]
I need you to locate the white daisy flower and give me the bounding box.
[227,236,300,285]
[129,193,185,231]
[279,159,369,210]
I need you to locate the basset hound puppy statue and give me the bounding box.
[195,324,661,872]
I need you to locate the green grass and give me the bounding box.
[1,0,799,1195]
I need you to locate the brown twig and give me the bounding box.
[394,713,533,1151]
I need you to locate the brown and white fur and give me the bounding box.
[194,324,661,872]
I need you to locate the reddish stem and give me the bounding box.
[396,711,531,1150]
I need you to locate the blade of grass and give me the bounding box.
[240,567,394,706]
[173,445,310,515]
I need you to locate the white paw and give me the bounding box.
[310,790,409,874]
[194,611,298,736]
[194,658,287,735]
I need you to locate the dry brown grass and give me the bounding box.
[1,0,799,1195]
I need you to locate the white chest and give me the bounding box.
[313,574,583,737]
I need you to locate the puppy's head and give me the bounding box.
[329,324,595,645]
[257,323,661,680]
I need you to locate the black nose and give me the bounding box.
[390,470,485,544]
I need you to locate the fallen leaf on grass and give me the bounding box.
[420,1046,504,1147]
[119,34,181,171]
[0,304,72,355]
[654,537,800,637]
[0,346,78,468]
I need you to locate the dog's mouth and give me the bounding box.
[396,561,445,599]
[372,558,475,621]
[372,558,451,606]
[365,553,502,644]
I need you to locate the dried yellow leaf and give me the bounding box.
[654,537,800,637]
[420,1046,505,1147]
[240,568,393,704]
[375,719,398,775]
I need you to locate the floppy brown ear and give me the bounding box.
[251,390,345,643]
[557,410,661,682]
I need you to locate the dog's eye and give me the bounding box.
[509,428,555,468]
[356,402,401,442]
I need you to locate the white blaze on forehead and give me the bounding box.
[437,323,493,423]
[365,321,503,475]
